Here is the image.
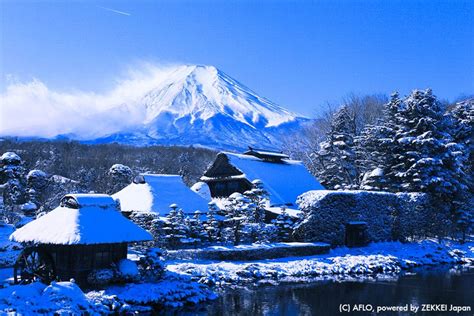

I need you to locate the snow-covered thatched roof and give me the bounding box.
[206,152,324,207]
[113,174,209,215]
[10,194,152,245]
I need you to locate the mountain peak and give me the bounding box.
[142,64,300,129]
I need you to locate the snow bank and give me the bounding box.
[0,281,95,314]
[0,276,217,314]
[166,242,330,261]
[294,190,429,245]
[167,240,474,286]
[92,275,217,309]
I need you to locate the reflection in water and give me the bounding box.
[200,266,474,316]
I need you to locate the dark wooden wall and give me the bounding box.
[41,243,128,285]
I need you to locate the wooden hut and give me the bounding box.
[10,194,152,285]
[201,149,325,208]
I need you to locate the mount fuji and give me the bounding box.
[9,65,310,150]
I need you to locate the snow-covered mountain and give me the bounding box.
[7,65,309,150]
[92,65,309,150]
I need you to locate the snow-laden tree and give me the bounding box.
[317,106,358,189]
[221,193,248,245]
[129,211,166,248]
[377,90,469,238]
[449,99,474,241]
[26,169,48,213]
[107,164,133,194]
[273,207,294,242]
[163,204,190,249]
[243,179,268,224]
[204,202,221,243]
[390,90,467,194]
[0,152,27,223]
[187,211,209,246]
[356,93,402,190]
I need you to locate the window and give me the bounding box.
[94,251,111,267]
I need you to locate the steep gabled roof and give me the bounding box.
[113,174,209,215]
[10,194,152,245]
[205,152,324,206]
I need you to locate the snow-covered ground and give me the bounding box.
[0,224,22,268]
[167,240,474,286]
[0,240,472,314]
[0,273,216,315]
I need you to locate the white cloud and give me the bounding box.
[0,63,179,139]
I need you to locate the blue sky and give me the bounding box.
[1,0,473,116]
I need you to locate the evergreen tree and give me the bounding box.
[450,99,474,241]
[273,207,294,241]
[390,90,467,195]
[317,106,358,189]
[187,210,208,246]
[356,92,402,190]
[0,152,27,223]
[243,179,268,223]
[26,169,48,213]
[204,202,221,243]
[107,164,133,194]
[163,204,190,249]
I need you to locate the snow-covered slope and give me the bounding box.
[88,65,309,150]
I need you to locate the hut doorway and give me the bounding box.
[345,222,368,247]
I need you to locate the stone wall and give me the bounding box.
[293,190,429,246]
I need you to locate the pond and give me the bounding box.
[198,266,474,315]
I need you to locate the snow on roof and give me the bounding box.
[10,194,152,245]
[191,181,212,200]
[113,174,209,215]
[224,152,324,206]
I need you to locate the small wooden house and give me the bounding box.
[10,194,151,285]
[201,149,325,208]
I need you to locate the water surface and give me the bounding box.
[201,266,474,315]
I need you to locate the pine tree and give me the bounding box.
[390,90,467,195]
[243,179,268,223]
[204,202,221,243]
[0,152,27,223]
[273,207,294,242]
[222,193,249,245]
[26,169,48,214]
[163,204,190,249]
[450,99,474,241]
[356,92,402,190]
[317,106,358,189]
[187,210,208,246]
[107,164,133,194]
[386,90,468,237]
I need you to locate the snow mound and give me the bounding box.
[118,259,139,279]
[0,281,93,314]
